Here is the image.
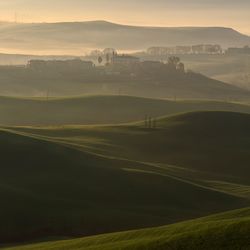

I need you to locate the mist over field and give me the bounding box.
[0,1,250,250]
[0,21,250,55]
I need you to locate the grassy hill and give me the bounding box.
[0,21,250,54]
[3,207,250,250]
[0,126,247,244]
[1,95,250,126]
[1,65,250,99]
[14,111,250,198]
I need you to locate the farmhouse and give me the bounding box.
[27,59,94,71]
[112,54,140,65]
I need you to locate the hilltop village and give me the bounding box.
[0,44,249,100]
[23,44,250,78]
[27,48,185,79]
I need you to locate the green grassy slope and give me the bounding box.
[3,207,250,250]
[14,111,250,198]
[1,95,250,126]
[0,128,246,244]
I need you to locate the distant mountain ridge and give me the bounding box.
[0,20,249,54]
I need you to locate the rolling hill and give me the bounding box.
[1,95,250,126]
[1,65,250,99]
[0,123,247,244]
[14,111,250,198]
[0,21,250,54]
[3,207,250,250]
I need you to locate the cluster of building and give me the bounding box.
[27,59,94,71]
[26,47,187,75]
[111,54,140,65]
[27,44,250,73]
[27,55,140,71]
[89,48,140,65]
[147,44,223,56]
[89,48,117,57]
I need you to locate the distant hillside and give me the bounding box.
[0,128,244,243]
[0,67,250,100]
[136,53,250,91]
[0,21,250,54]
[4,207,250,250]
[1,95,250,126]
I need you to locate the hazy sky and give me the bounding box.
[1,0,250,34]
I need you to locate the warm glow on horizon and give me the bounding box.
[0,0,249,35]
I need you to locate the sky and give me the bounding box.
[0,0,250,34]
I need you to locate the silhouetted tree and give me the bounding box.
[177,62,185,73]
[168,56,180,69]
[145,115,148,128]
[148,117,152,129]
[106,54,110,64]
[98,56,103,64]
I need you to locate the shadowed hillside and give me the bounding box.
[0,128,246,244]
[17,111,250,178]
[1,95,250,126]
[1,65,250,100]
[3,207,250,250]
[14,111,250,198]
